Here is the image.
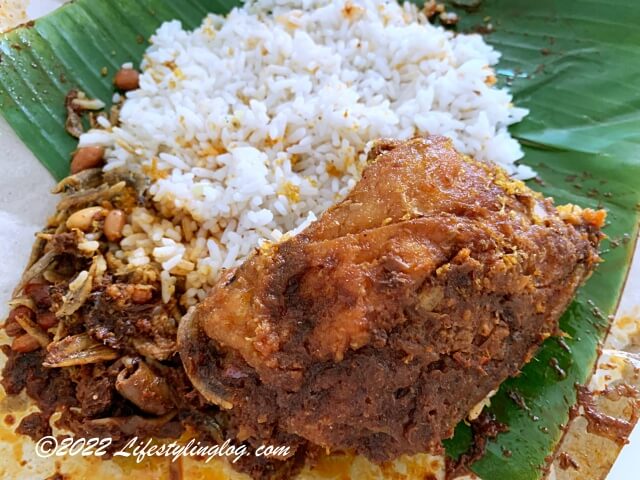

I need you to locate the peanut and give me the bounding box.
[114,68,140,91]
[24,282,52,309]
[103,209,126,242]
[4,320,24,337]
[71,146,104,174]
[11,334,40,353]
[66,206,105,231]
[131,285,153,304]
[7,305,34,322]
[37,311,58,329]
[4,306,33,336]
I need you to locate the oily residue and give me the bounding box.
[549,357,567,379]
[44,473,67,480]
[609,233,631,249]
[575,384,639,446]
[587,299,606,321]
[507,389,529,411]
[169,456,183,480]
[557,451,579,470]
[445,411,508,479]
[557,337,571,353]
[451,0,484,12]
[602,383,640,402]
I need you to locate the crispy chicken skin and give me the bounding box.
[179,136,604,463]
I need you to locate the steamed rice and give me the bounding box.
[78,0,530,307]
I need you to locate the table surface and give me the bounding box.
[0,2,638,479]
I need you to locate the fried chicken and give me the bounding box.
[179,136,604,466]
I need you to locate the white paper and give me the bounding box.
[0,116,56,316]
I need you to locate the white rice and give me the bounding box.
[79,0,530,307]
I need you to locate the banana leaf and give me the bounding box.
[438,2,640,478]
[1,1,639,479]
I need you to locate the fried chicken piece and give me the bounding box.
[179,136,604,465]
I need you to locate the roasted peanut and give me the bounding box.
[103,209,126,242]
[11,334,40,353]
[36,311,58,329]
[7,305,34,322]
[71,146,104,174]
[4,320,24,337]
[23,282,52,309]
[114,68,140,91]
[131,285,153,304]
[66,206,105,231]
[5,306,33,336]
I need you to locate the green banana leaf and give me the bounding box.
[1,1,639,479]
[439,2,640,478]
